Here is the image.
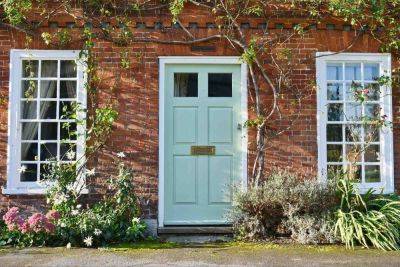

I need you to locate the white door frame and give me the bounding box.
[158,56,248,227]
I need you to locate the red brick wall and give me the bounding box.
[0,9,398,219]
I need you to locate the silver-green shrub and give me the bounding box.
[231,170,338,243]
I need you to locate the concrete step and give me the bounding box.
[158,226,232,235]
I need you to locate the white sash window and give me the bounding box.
[316,53,394,193]
[3,50,86,194]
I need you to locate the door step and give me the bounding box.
[158,226,232,235]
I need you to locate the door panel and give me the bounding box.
[209,156,232,204]
[164,64,242,225]
[208,107,233,144]
[173,107,197,144]
[174,156,197,204]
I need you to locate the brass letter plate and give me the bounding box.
[190,146,216,156]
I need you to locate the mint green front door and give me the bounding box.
[164,64,243,225]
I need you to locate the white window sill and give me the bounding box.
[2,186,89,195]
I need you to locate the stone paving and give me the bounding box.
[1,243,399,267]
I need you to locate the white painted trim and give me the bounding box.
[2,49,87,195]
[158,56,248,227]
[316,52,393,193]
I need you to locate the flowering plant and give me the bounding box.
[42,157,146,247]
[0,208,60,247]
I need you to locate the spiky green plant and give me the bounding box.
[334,178,400,250]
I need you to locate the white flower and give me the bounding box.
[66,242,71,249]
[71,209,79,216]
[66,151,76,160]
[85,168,96,176]
[18,165,27,173]
[94,229,102,236]
[83,236,93,247]
[54,193,68,205]
[132,217,140,224]
[116,152,126,158]
[60,222,66,228]
[76,204,82,209]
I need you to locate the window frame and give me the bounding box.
[3,50,87,195]
[316,52,394,193]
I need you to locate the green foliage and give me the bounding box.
[87,106,118,153]
[240,38,258,64]
[2,0,32,25]
[231,170,338,243]
[169,0,186,22]
[44,159,146,247]
[120,51,131,69]
[334,177,400,250]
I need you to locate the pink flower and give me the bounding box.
[28,213,49,233]
[3,207,20,224]
[3,207,24,231]
[44,221,55,233]
[46,210,60,221]
[18,221,30,233]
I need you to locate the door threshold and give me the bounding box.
[158,226,232,235]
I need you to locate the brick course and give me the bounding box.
[0,8,398,219]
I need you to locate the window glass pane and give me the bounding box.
[59,101,76,119]
[327,144,342,162]
[208,73,232,97]
[40,143,57,161]
[365,165,380,183]
[22,80,37,99]
[60,81,77,98]
[364,104,380,119]
[365,145,380,162]
[345,124,362,142]
[345,63,361,80]
[61,60,77,78]
[60,143,76,161]
[174,73,198,97]
[41,122,58,140]
[347,164,361,182]
[41,60,58,77]
[40,80,57,98]
[20,164,37,182]
[327,103,343,121]
[346,144,362,163]
[345,82,362,101]
[327,124,342,141]
[364,63,379,81]
[40,101,57,119]
[21,143,38,161]
[327,83,343,100]
[327,64,342,80]
[364,125,379,142]
[21,100,37,119]
[60,122,77,140]
[345,103,362,121]
[364,83,380,101]
[21,122,38,140]
[22,60,38,78]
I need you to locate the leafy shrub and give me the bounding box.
[44,159,146,247]
[0,208,60,247]
[231,170,338,243]
[0,157,146,248]
[334,178,400,250]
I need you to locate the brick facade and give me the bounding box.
[0,7,398,220]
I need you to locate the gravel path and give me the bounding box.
[1,244,399,267]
